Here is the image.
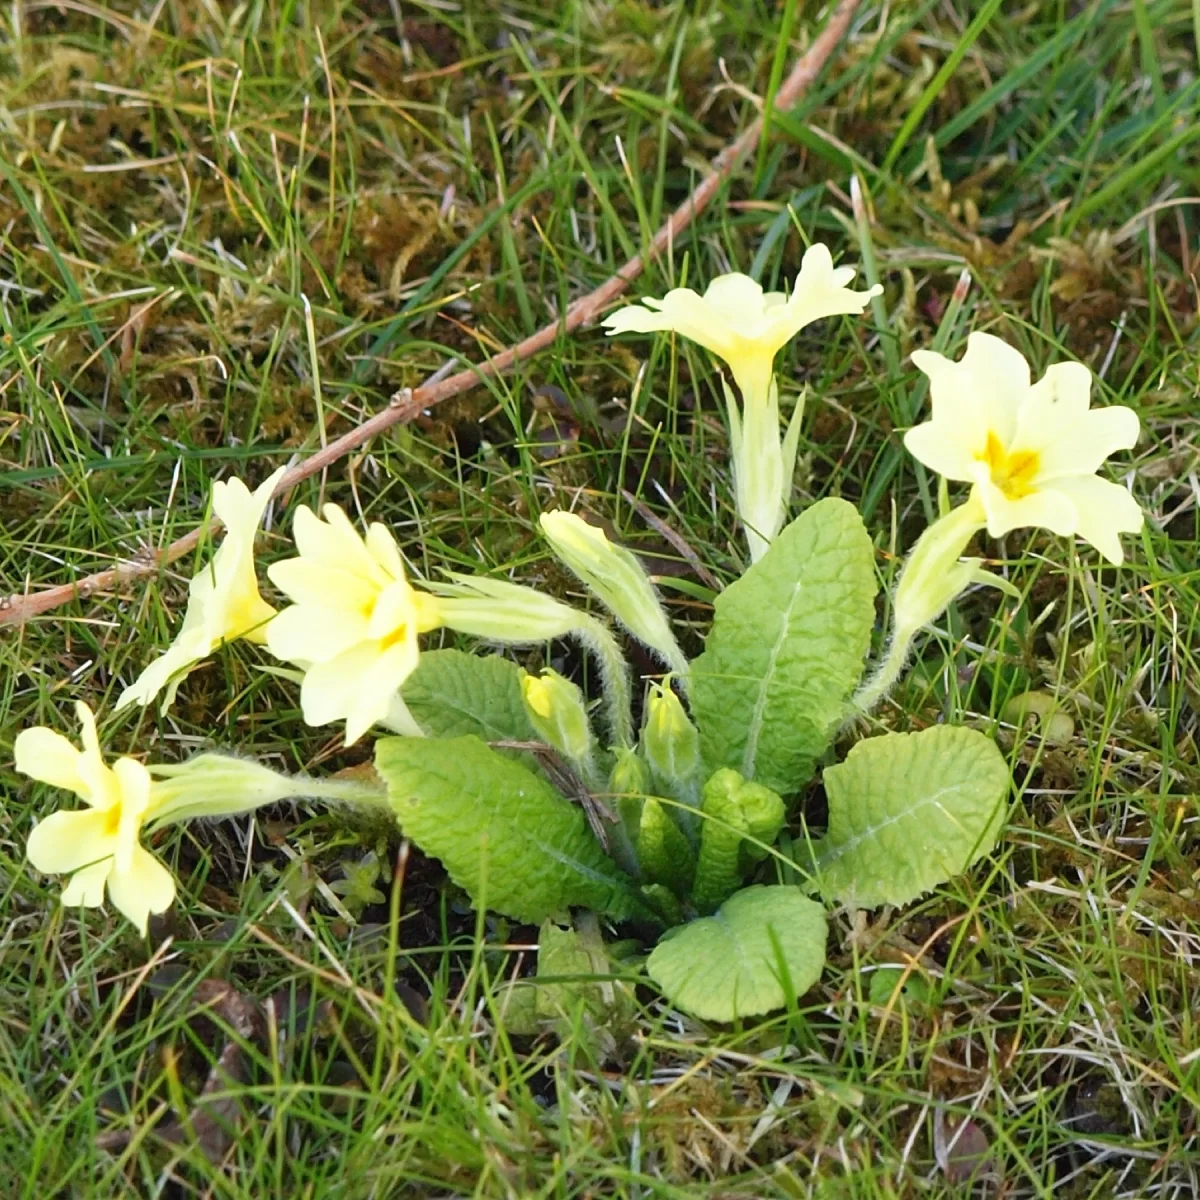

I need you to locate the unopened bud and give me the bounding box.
[642,681,699,786]
[520,669,594,768]
[539,511,688,677]
[608,746,649,797]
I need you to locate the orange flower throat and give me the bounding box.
[980,431,1039,499]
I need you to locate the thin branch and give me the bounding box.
[1,0,862,627]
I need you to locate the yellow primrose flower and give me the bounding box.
[603,245,880,561]
[117,465,287,712]
[266,504,444,745]
[602,245,881,402]
[904,332,1142,564]
[15,702,175,935]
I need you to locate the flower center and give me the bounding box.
[103,805,122,836]
[979,431,1039,499]
[379,623,410,652]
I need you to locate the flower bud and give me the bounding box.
[147,753,389,826]
[538,511,688,677]
[520,669,595,770]
[890,496,1018,645]
[608,746,650,797]
[642,681,699,786]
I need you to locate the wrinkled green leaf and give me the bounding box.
[647,886,827,1022]
[636,798,695,897]
[376,735,641,923]
[812,726,1010,908]
[691,498,876,794]
[402,649,536,743]
[502,919,637,1060]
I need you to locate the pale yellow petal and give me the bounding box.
[75,701,101,759]
[701,273,769,335]
[268,557,378,617]
[299,641,417,740]
[115,628,212,712]
[201,530,273,640]
[252,463,289,504]
[106,845,177,936]
[366,578,419,641]
[26,808,117,875]
[321,504,392,587]
[1046,474,1143,565]
[211,464,286,530]
[61,860,111,908]
[902,420,981,483]
[226,590,277,644]
[265,601,369,667]
[290,504,377,580]
[69,702,122,808]
[784,242,880,331]
[955,332,1031,444]
[112,757,154,875]
[603,289,738,361]
[349,640,422,743]
[910,347,955,379]
[14,728,85,794]
[1028,405,1139,482]
[365,521,406,581]
[973,479,1078,539]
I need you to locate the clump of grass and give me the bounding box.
[2,1,1199,1194]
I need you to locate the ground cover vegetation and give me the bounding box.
[2,0,1200,1195]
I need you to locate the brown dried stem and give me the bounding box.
[2,0,862,627]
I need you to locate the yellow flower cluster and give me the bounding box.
[16,467,674,929]
[14,230,1148,934]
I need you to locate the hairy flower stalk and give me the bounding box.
[856,333,1142,712]
[117,466,287,713]
[425,573,634,748]
[603,245,880,560]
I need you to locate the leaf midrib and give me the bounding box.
[740,576,806,779]
[814,781,974,869]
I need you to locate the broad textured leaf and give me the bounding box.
[402,649,536,743]
[376,735,640,923]
[502,920,638,1058]
[812,726,1010,907]
[691,498,875,794]
[647,886,827,1022]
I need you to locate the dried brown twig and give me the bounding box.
[2,0,862,627]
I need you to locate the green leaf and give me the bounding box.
[866,966,932,1010]
[691,498,876,794]
[376,735,641,924]
[636,798,695,897]
[812,726,1010,908]
[647,886,827,1022]
[502,919,638,1060]
[690,768,785,915]
[401,649,537,743]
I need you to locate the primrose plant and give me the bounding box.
[14,244,1144,1024]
